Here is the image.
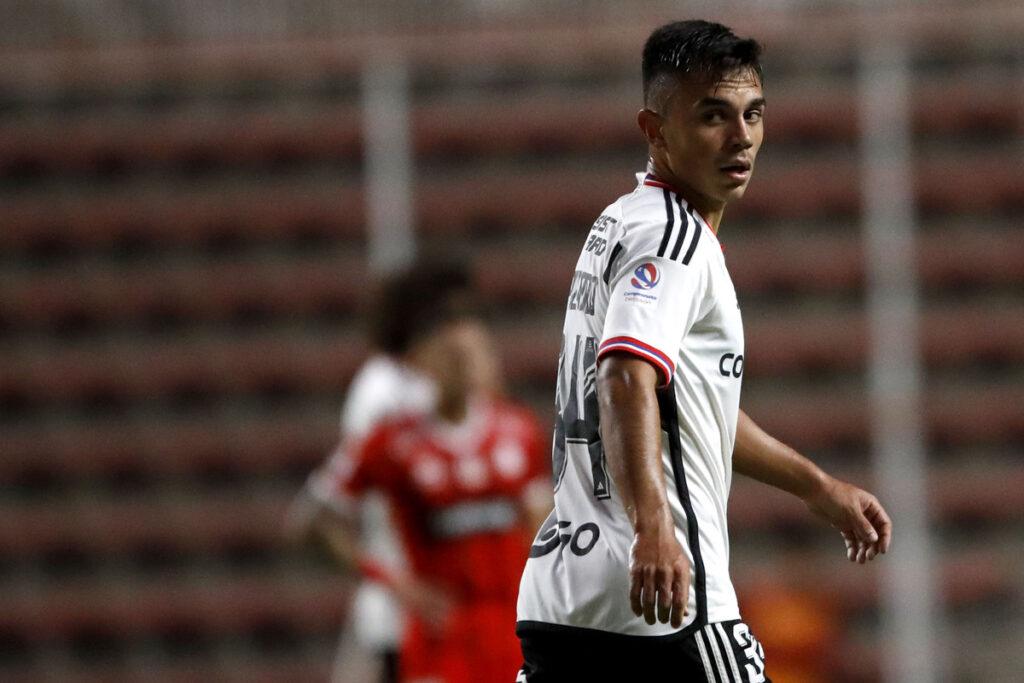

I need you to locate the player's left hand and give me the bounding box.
[803,476,892,564]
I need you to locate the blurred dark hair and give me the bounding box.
[368,259,474,355]
[642,20,763,105]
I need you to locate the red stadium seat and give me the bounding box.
[0,332,365,405]
[0,571,350,643]
[0,488,297,558]
[0,254,370,331]
[0,408,338,481]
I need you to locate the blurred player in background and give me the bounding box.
[335,310,551,683]
[515,20,891,681]
[292,261,551,682]
[288,261,472,683]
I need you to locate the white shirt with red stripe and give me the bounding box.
[517,167,745,637]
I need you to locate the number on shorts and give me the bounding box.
[732,623,766,683]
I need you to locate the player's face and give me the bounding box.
[652,69,765,219]
[419,319,499,407]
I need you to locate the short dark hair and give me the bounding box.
[368,259,474,355]
[642,20,763,107]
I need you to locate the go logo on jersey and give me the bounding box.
[630,263,660,290]
[529,517,601,558]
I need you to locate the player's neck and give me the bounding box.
[435,391,469,424]
[647,161,724,234]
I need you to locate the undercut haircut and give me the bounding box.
[642,20,763,109]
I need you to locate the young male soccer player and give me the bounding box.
[316,300,551,683]
[289,262,470,683]
[515,20,892,681]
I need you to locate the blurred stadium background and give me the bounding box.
[1,1,1022,681]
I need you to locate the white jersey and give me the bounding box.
[308,354,435,649]
[517,169,745,638]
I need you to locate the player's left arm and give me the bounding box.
[733,409,892,563]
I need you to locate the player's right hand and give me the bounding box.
[628,519,690,628]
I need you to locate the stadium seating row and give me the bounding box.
[3,154,1020,256]
[0,488,293,559]
[4,224,1022,334]
[1,252,369,330]
[0,75,1016,178]
[3,300,1021,409]
[1,178,366,251]
[0,4,1016,93]
[0,406,335,482]
[3,462,1022,560]
[0,571,348,643]
[2,378,1020,490]
[0,547,1011,647]
[0,659,330,683]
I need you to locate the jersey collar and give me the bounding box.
[638,166,723,251]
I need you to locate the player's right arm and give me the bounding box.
[597,353,689,629]
[593,202,707,629]
[284,443,358,557]
[285,363,393,551]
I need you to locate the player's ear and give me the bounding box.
[637,108,665,149]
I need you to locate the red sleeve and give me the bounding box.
[334,423,402,497]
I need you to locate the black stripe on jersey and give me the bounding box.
[657,389,708,627]
[657,189,677,258]
[682,205,703,265]
[602,242,624,285]
[669,195,692,261]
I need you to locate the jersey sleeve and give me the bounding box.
[330,424,403,499]
[598,250,707,388]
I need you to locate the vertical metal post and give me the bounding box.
[362,53,415,275]
[859,34,940,683]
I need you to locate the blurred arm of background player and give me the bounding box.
[733,410,892,563]
[284,261,471,629]
[286,455,455,629]
[283,340,457,627]
[286,311,552,627]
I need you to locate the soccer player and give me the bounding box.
[288,262,472,683]
[515,20,892,681]
[314,299,552,683]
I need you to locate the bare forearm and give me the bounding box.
[597,355,669,531]
[598,353,690,625]
[735,410,893,562]
[733,409,828,501]
[306,503,364,572]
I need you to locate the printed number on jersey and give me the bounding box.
[552,334,609,500]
